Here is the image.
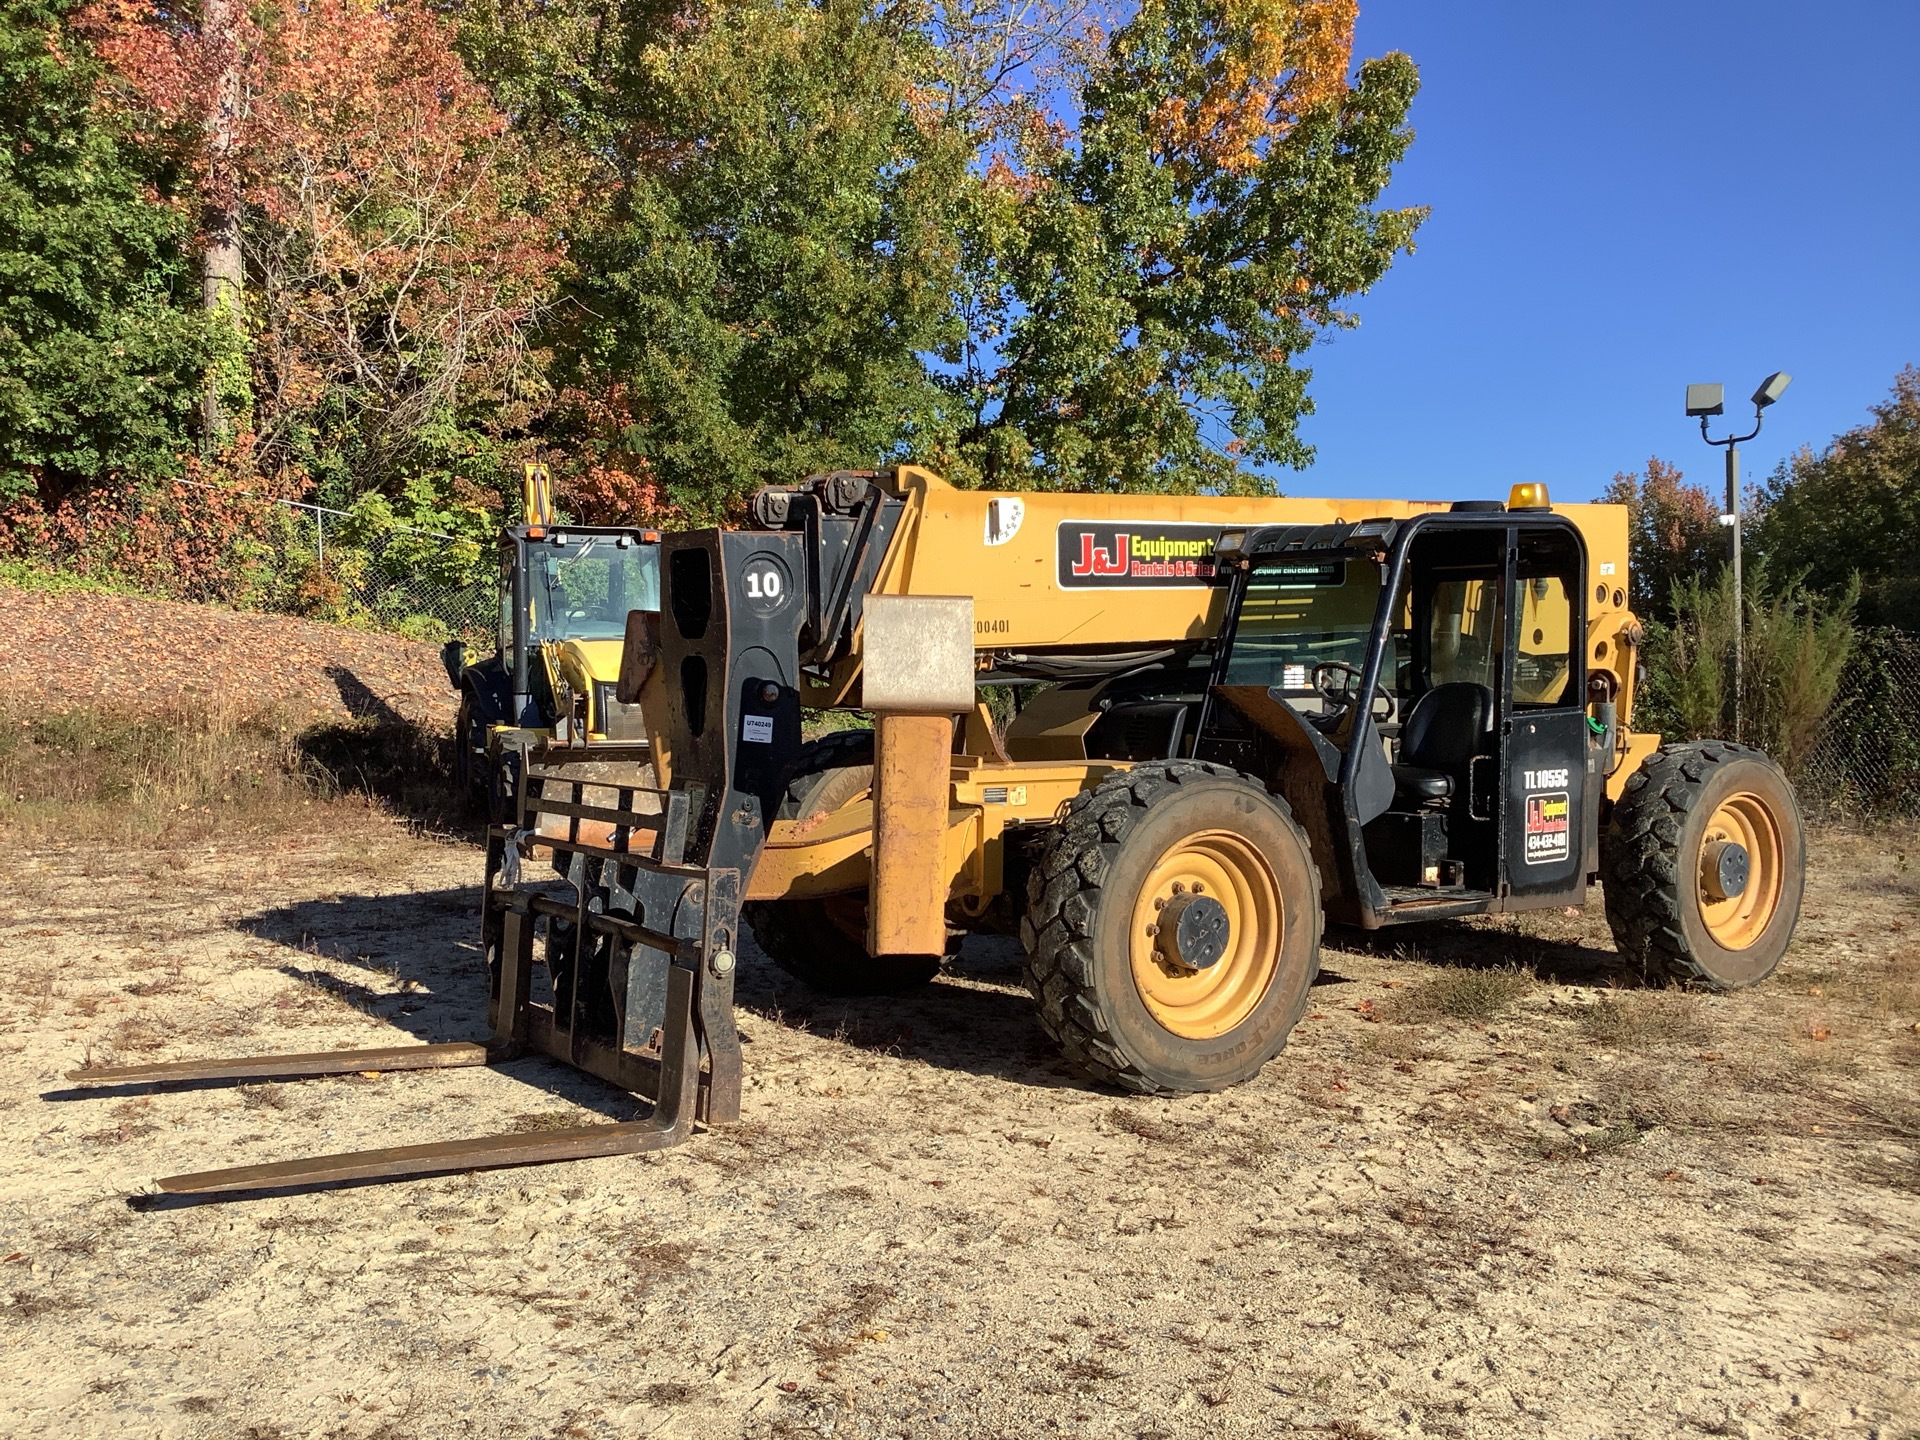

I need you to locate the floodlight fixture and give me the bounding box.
[1686,368,1792,744]
[1685,383,1725,418]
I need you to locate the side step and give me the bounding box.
[66,1041,491,1088]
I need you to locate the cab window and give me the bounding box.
[1513,533,1579,708]
[1427,577,1500,691]
[1223,557,1383,693]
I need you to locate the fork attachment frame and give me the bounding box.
[62,741,742,1196]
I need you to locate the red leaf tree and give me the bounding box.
[88,0,564,497]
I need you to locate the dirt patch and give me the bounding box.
[0,822,1915,1438]
[0,585,458,730]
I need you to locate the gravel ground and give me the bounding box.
[1,818,1915,1440]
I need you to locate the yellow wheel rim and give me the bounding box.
[1697,790,1784,950]
[1129,830,1282,1039]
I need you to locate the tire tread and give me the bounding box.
[1020,761,1322,1094]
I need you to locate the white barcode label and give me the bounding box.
[741,714,773,744]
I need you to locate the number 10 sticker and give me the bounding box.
[740,555,791,614]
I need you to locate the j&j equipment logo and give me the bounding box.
[1057,522,1222,588]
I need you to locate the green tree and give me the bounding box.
[939,0,1424,493]
[1640,563,1855,778]
[560,0,969,521]
[0,0,205,506]
[1753,366,1920,630]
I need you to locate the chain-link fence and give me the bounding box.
[1797,627,1920,820]
[9,479,498,644]
[268,498,496,644]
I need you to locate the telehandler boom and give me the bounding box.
[69,468,1804,1192]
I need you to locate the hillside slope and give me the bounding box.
[0,585,461,729]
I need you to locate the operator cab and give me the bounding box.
[1195,497,1600,927]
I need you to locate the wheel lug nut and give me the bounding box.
[1153,897,1166,911]
[1145,924,1159,938]
[1191,882,1204,894]
[1172,882,1187,894]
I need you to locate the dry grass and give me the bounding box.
[1573,992,1714,1049]
[0,699,461,843]
[1382,964,1536,1024]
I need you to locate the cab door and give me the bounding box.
[1498,524,1589,906]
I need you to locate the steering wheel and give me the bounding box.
[1311,661,1395,722]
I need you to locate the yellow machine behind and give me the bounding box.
[441,464,662,813]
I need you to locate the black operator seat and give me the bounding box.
[1391,682,1494,805]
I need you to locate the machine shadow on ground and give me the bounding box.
[1326,916,1637,988]
[233,884,1079,1099]
[229,880,1654,1111]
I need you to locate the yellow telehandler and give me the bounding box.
[72,468,1804,1193]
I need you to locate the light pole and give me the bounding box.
[1685,372,1791,741]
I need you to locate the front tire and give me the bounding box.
[1020,762,1322,1095]
[454,696,485,813]
[1601,741,1805,989]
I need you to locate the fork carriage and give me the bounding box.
[66,742,734,1196]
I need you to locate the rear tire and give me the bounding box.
[1601,740,1804,989]
[742,729,946,995]
[746,895,940,996]
[1020,762,1322,1095]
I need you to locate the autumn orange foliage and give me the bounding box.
[1,454,292,604]
[1602,457,1724,618]
[1149,0,1358,173]
[548,387,670,529]
[83,0,562,491]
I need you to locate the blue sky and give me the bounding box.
[1289,0,1920,503]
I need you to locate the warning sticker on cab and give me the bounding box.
[1524,791,1570,865]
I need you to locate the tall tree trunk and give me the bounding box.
[200,0,246,448]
